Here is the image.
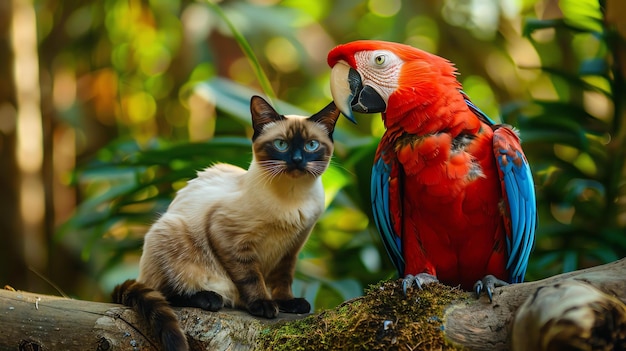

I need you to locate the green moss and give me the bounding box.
[257,280,470,350]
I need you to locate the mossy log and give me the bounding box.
[0,258,625,351]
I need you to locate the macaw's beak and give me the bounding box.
[329,61,386,124]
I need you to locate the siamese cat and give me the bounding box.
[112,95,340,351]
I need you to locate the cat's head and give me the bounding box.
[250,95,340,179]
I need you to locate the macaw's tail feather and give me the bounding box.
[112,279,189,351]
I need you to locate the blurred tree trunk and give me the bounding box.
[0,0,29,291]
[35,0,70,297]
[34,0,111,298]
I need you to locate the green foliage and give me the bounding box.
[60,136,253,259]
[55,0,626,308]
[204,0,276,102]
[507,0,626,279]
[56,0,397,307]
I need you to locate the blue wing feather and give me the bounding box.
[497,145,537,284]
[371,155,405,276]
[463,90,536,284]
[515,160,536,280]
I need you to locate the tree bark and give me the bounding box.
[444,258,626,350]
[1,258,625,351]
[0,287,300,351]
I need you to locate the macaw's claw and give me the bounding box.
[473,275,509,302]
[402,273,439,296]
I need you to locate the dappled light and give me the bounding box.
[0,0,624,313]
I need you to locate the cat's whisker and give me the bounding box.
[262,161,286,178]
[250,161,286,187]
[305,160,330,177]
[247,173,266,189]
[249,168,275,188]
[264,167,284,184]
[329,159,355,176]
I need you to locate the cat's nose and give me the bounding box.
[291,150,302,165]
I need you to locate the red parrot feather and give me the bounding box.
[329,40,536,293]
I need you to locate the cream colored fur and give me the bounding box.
[137,120,328,308]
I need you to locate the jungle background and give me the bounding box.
[1,0,625,311]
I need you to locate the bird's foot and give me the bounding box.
[473,275,509,302]
[402,273,439,296]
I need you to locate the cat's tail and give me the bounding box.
[112,279,188,351]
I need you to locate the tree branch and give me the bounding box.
[1,258,625,351]
[444,258,626,350]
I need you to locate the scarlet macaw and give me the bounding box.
[328,40,536,300]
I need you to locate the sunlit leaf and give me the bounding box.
[195,77,309,124]
[322,165,353,208]
[560,0,604,34]
[204,0,276,102]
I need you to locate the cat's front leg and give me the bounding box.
[232,272,279,318]
[266,251,311,314]
[205,220,279,318]
[212,237,279,318]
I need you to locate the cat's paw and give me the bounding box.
[168,290,224,311]
[193,291,224,312]
[247,299,279,319]
[275,298,311,314]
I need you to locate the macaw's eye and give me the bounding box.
[304,140,320,152]
[273,139,289,151]
[375,54,386,65]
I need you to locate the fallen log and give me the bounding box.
[444,257,626,350]
[0,258,624,351]
[511,280,626,351]
[0,288,296,350]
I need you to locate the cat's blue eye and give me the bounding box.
[304,140,320,152]
[273,139,289,151]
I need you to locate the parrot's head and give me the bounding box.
[327,40,459,125]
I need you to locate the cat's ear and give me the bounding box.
[250,96,284,141]
[308,101,341,139]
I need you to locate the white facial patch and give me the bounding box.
[353,50,402,103]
